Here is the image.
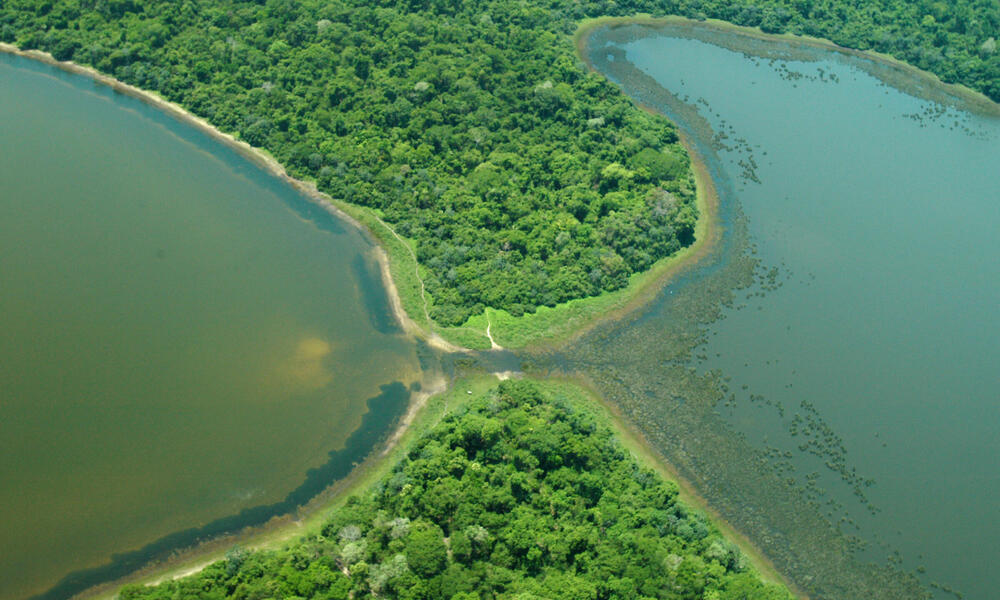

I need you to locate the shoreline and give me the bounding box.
[5,17,980,596]
[0,43,459,357]
[568,16,998,599]
[0,40,727,355]
[0,45,466,599]
[75,372,801,600]
[69,372,452,600]
[469,27,725,350]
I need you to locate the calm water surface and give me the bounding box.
[0,55,423,599]
[591,25,998,599]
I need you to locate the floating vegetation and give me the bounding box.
[552,21,939,600]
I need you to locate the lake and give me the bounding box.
[577,20,999,600]
[0,54,428,600]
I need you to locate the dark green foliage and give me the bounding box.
[631,147,688,184]
[2,0,995,323]
[119,380,791,599]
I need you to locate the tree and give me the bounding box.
[405,521,448,578]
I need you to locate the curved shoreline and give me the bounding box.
[0,44,463,599]
[477,125,721,351]
[570,16,999,599]
[0,43,461,357]
[0,40,726,355]
[70,373,451,600]
[572,22,803,599]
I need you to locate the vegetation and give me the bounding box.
[118,379,791,600]
[4,0,993,330]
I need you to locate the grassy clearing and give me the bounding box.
[330,202,430,328]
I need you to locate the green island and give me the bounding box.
[117,379,792,600]
[2,0,998,599]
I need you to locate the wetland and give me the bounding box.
[567,19,1000,600]
[3,15,998,600]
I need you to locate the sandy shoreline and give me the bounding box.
[380,375,449,456]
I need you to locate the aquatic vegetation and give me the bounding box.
[540,22,937,599]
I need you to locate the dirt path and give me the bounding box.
[484,311,503,350]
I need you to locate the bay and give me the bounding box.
[0,54,424,600]
[581,21,999,600]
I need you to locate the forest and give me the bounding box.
[118,380,791,600]
[3,0,995,325]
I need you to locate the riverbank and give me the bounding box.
[71,370,455,600]
[0,41,727,354]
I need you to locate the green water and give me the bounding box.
[581,23,999,600]
[0,55,424,599]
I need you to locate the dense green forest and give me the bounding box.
[2,0,996,325]
[118,380,791,600]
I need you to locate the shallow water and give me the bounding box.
[0,54,425,599]
[581,22,999,600]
